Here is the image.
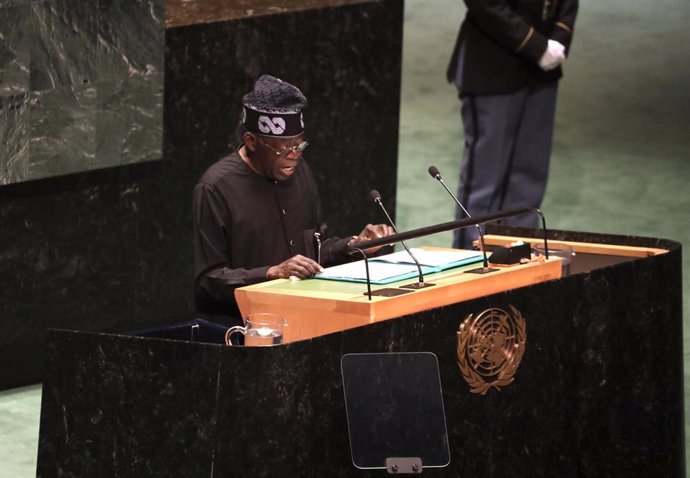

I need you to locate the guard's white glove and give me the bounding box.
[539,39,566,71]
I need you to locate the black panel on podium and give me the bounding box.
[341,352,450,472]
[129,318,228,344]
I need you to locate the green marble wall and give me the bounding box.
[0,0,164,185]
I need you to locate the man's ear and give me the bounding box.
[243,132,257,152]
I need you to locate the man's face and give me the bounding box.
[248,134,307,181]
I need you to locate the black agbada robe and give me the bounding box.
[192,150,350,317]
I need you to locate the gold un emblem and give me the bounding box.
[457,306,527,395]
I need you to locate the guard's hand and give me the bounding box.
[539,39,566,71]
[267,254,323,280]
[351,224,395,254]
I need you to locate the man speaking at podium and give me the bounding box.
[192,75,393,320]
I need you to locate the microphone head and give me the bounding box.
[428,165,441,180]
[369,189,382,202]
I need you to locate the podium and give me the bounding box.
[36,227,684,477]
[235,247,562,342]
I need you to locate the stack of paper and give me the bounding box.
[314,248,483,284]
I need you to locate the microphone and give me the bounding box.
[369,190,434,289]
[427,166,496,274]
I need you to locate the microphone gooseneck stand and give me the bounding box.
[347,247,372,300]
[347,204,550,298]
[427,165,497,274]
[350,207,549,258]
[369,189,434,289]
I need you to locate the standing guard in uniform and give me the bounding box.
[447,0,578,248]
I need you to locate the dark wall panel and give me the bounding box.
[0,0,164,184]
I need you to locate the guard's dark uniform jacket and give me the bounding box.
[447,0,578,95]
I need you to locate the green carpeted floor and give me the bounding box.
[1,1,688,476]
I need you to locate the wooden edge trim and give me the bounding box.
[480,234,668,258]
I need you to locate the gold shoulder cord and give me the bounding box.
[555,21,573,34]
[515,27,535,53]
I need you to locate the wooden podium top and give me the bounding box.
[235,247,563,343]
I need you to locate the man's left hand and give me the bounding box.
[350,224,395,254]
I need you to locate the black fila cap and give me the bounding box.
[242,75,307,138]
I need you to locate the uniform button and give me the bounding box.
[289,240,295,246]
[282,209,287,215]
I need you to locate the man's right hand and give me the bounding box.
[267,254,324,280]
